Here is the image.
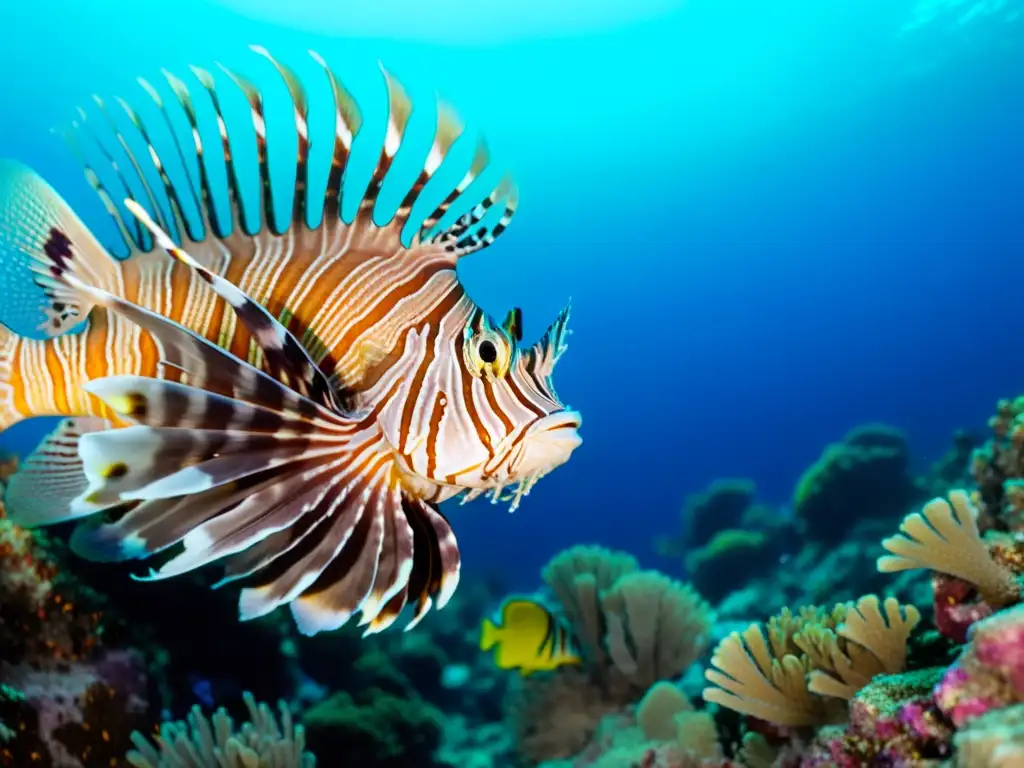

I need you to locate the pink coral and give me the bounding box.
[935,604,1024,727]
[796,670,951,767]
[932,574,996,643]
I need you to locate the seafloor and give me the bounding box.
[3,396,1024,767]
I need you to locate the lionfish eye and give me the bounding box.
[464,324,512,380]
[478,340,497,364]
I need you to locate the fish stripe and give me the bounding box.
[0,46,577,638]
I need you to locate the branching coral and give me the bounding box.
[702,595,920,726]
[127,691,315,768]
[703,621,835,726]
[878,491,1020,608]
[805,595,921,699]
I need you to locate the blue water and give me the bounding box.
[1,0,1022,591]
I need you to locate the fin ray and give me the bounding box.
[5,417,114,526]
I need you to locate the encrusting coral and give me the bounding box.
[126,691,316,768]
[972,395,1024,530]
[953,702,1024,767]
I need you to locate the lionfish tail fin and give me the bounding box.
[0,159,122,335]
[4,417,114,527]
[0,322,18,431]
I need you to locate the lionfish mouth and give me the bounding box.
[461,410,582,513]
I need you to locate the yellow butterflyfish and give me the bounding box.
[479,598,581,676]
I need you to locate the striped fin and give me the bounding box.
[528,301,572,381]
[69,479,268,563]
[4,417,113,526]
[76,423,314,508]
[434,174,519,258]
[58,272,336,416]
[0,160,123,335]
[49,47,518,378]
[123,200,339,408]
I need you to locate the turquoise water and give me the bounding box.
[0,0,1022,587]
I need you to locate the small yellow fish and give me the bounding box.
[479,598,581,676]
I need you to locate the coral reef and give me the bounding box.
[302,690,443,767]
[972,395,1024,530]
[656,479,758,554]
[9,380,1024,766]
[953,703,1024,766]
[934,604,1024,727]
[794,422,919,542]
[657,481,795,601]
[2,650,148,767]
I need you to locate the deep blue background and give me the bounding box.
[1,0,1022,592]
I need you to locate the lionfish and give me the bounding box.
[0,46,582,636]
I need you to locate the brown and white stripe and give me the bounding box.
[0,46,579,636]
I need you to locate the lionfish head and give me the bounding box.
[452,301,581,511]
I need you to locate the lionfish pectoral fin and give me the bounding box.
[4,416,115,527]
[47,252,459,634]
[244,479,461,638]
[0,160,122,336]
